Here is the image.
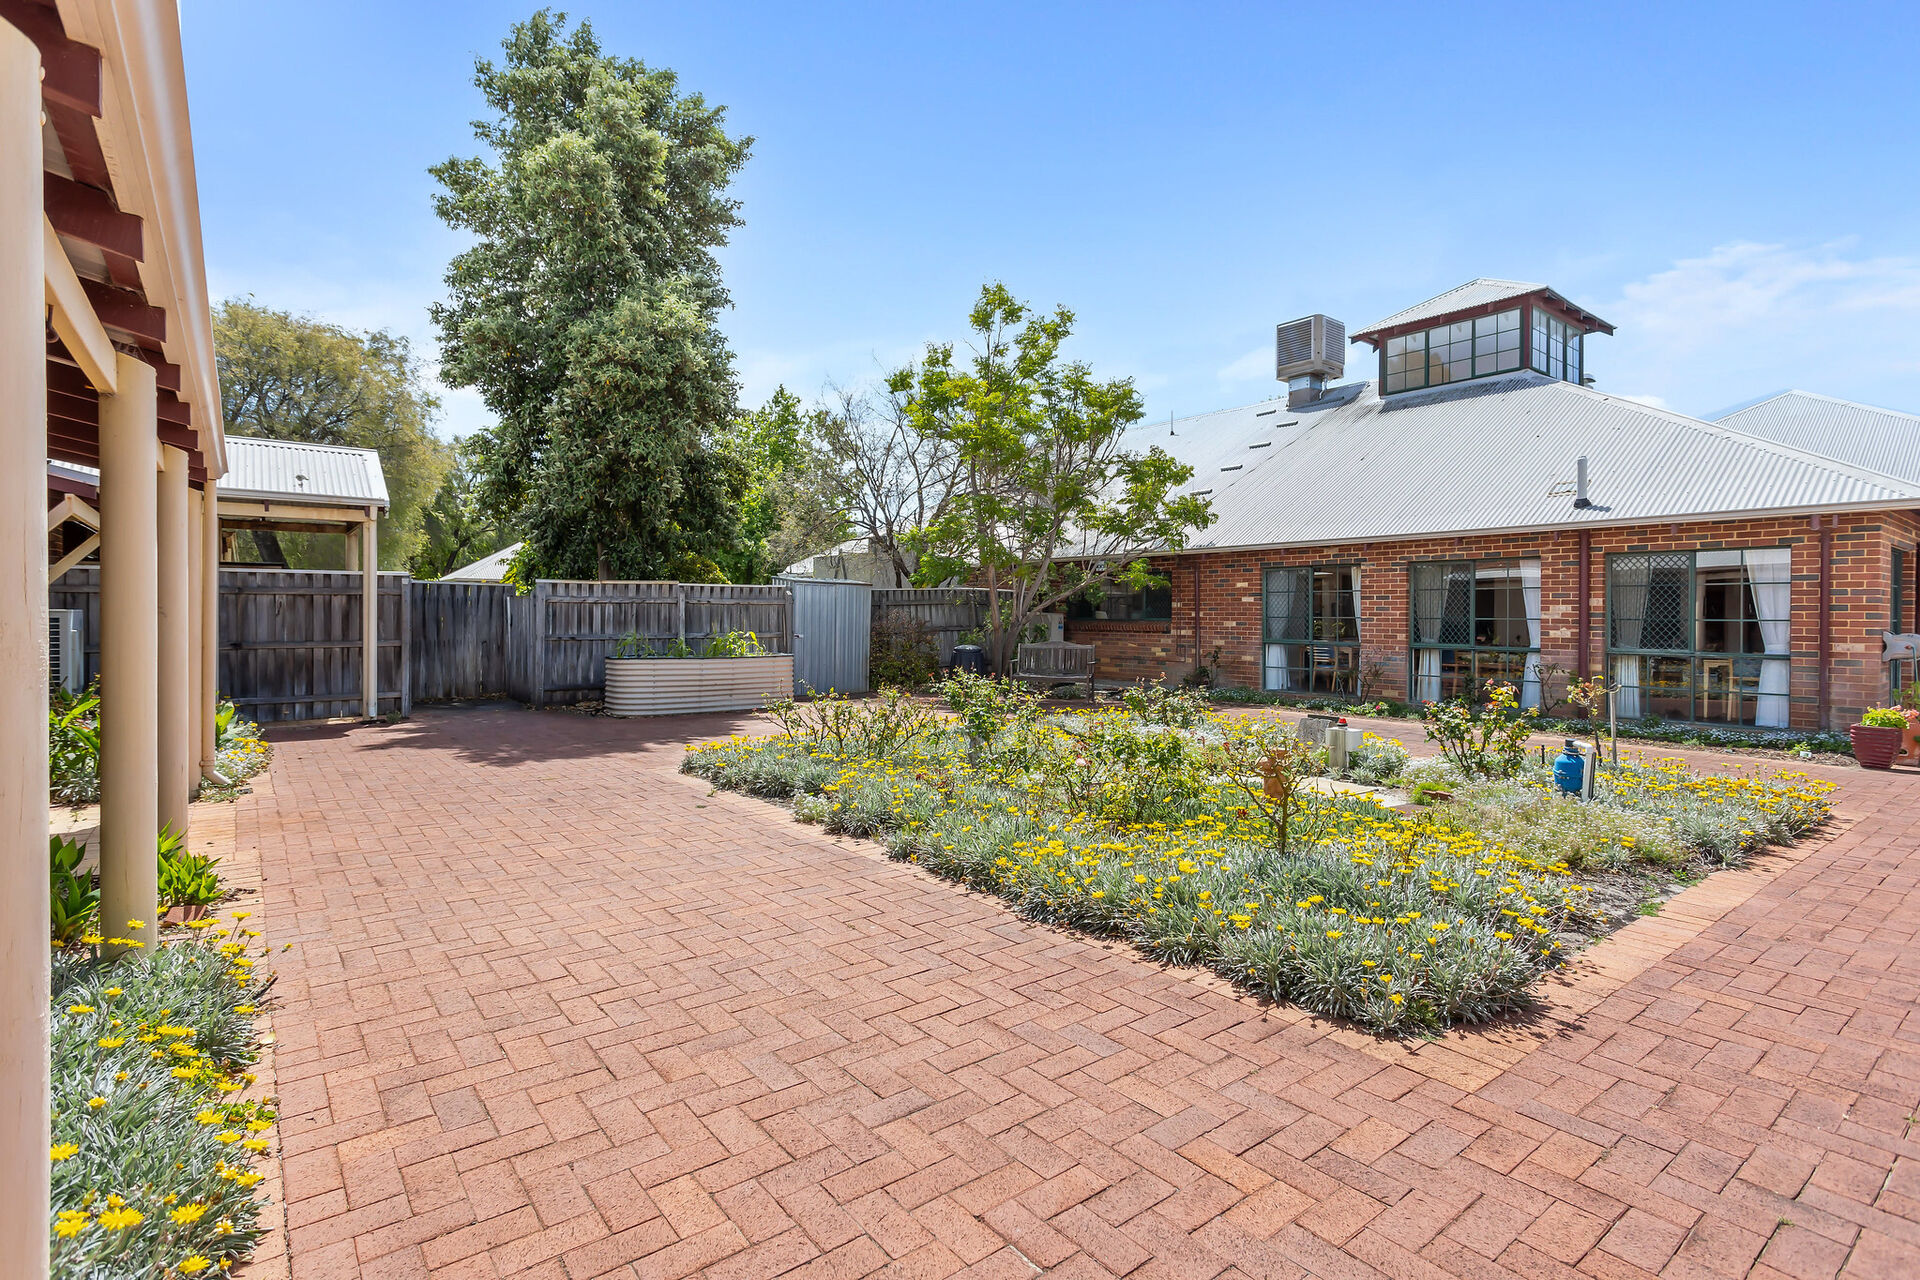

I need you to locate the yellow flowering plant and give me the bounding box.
[687,690,1832,1034]
[49,911,277,1277]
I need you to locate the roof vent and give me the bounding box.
[1275,314,1345,408]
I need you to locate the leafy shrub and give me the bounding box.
[50,918,276,1279]
[703,629,768,658]
[870,613,939,690]
[761,687,939,760]
[1422,684,1538,778]
[52,685,102,805]
[1860,706,1910,728]
[1343,734,1410,785]
[50,836,98,946]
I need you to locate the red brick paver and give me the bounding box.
[249,706,1920,1279]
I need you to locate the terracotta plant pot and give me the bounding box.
[162,903,209,925]
[1850,724,1904,770]
[1903,720,1920,760]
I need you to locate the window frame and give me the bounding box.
[1604,547,1796,726]
[1406,557,1542,703]
[1262,562,1363,694]
[1382,307,1523,395]
[1063,583,1172,623]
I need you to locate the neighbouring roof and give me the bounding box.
[1710,390,1920,488]
[1350,278,1615,343]
[441,542,522,582]
[220,436,389,508]
[1121,371,1920,553]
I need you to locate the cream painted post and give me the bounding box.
[362,514,379,718]
[100,354,161,951]
[188,482,203,785]
[158,444,191,835]
[200,479,219,771]
[0,23,49,1280]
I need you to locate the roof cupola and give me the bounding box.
[1348,279,1614,396]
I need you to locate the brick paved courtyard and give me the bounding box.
[245,705,1920,1280]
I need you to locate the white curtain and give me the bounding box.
[1611,556,1649,718]
[1349,570,1363,644]
[1747,548,1792,728]
[1412,565,1445,702]
[1519,560,1543,708]
[1265,644,1293,691]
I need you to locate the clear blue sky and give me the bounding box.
[181,2,1920,439]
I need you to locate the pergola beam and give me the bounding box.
[42,216,117,393]
[47,491,101,534]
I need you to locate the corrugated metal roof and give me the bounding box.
[220,436,389,507]
[1121,372,1920,553]
[441,542,521,582]
[1352,278,1543,336]
[1711,390,1920,487]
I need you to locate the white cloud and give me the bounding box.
[1602,241,1920,415]
[1216,344,1270,384]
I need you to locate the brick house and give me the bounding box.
[1064,280,1920,731]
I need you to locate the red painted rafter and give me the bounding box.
[0,0,100,115]
[46,171,142,261]
[80,279,166,347]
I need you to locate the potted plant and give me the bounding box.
[603,629,794,716]
[1851,706,1908,769]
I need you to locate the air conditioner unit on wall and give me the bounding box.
[49,608,85,695]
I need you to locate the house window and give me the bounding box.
[1894,548,1910,698]
[1530,310,1583,383]
[1264,565,1360,693]
[1409,559,1543,706]
[1383,309,1522,394]
[1064,585,1171,622]
[1607,549,1792,728]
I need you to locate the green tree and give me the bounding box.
[431,10,751,581]
[895,284,1213,673]
[214,298,450,569]
[411,438,517,579]
[712,387,849,583]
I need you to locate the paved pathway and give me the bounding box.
[246,705,1920,1280]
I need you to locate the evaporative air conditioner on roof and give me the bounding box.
[1274,314,1344,408]
[49,608,85,695]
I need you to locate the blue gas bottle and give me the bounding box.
[1552,740,1586,796]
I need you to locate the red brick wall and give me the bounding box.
[1081,509,1920,731]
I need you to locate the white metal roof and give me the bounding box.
[440,542,522,582]
[1352,278,1544,336]
[1710,390,1920,488]
[1123,372,1920,553]
[220,436,389,508]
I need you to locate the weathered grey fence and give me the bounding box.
[220,570,409,722]
[783,576,871,695]
[52,566,409,723]
[50,569,807,721]
[871,587,1004,664]
[527,581,794,706]
[407,580,527,702]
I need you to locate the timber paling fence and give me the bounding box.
[51,568,803,724]
[870,587,1007,665]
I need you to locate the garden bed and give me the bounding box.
[50,920,278,1279]
[685,681,1833,1035]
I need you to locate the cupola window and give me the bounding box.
[1382,308,1521,394]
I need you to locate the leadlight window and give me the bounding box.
[1382,308,1522,394]
[1263,565,1360,694]
[1606,549,1792,727]
[1531,310,1583,383]
[1408,559,1543,706]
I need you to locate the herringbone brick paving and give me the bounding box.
[244,706,1920,1279]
